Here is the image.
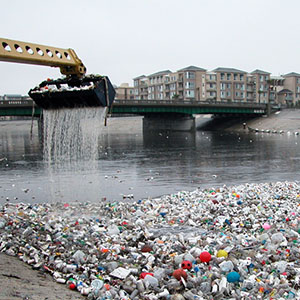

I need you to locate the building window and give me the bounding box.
[241,92,244,98]
[235,91,239,97]
[227,83,231,89]
[185,81,195,89]
[185,90,195,98]
[240,74,244,81]
[235,83,240,89]
[170,83,176,90]
[241,84,245,90]
[260,75,264,82]
[220,83,226,90]
[234,74,238,80]
[221,91,226,98]
[185,72,195,79]
[227,73,231,80]
[226,91,231,97]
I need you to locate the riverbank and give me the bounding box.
[197,108,300,134]
[241,109,300,134]
[0,252,85,300]
[1,181,300,299]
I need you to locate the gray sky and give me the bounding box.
[1,0,299,95]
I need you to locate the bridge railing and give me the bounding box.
[0,98,34,107]
[114,99,267,108]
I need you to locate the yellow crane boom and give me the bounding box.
[0,37,115,109]
[0,37,86,77]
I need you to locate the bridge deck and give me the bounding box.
[0,98,267,117]
[113,99,266,115]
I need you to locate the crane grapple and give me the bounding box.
[29,75,115,109]
[1,37,116,110]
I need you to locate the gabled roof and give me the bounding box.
[251,69,270,75]
[133,75,146,80]
[278,89,293,95]
[213,67,246,74]
[283,72,300,77]
[177,65,206,72]
[148,70,172,77]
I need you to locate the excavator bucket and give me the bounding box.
[29,75,115,110]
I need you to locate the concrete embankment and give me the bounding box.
[197,109,300,133]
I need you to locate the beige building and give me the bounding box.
[176,66,207,101]
[131,66,300,105]
[133,75,148,100]
[115,83,134,100]
[133,66,207,101]
[147,70,172,100]
[212,67,247,102]
[280,72,300,105]
[250,69,271,104]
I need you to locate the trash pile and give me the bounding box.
[1,181,300,300]
[30,78,96,94]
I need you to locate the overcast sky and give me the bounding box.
[1,0,299,95]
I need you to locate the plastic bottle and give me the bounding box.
[219,260,234,272]
[91,279,104,297]
[276,261,287,273]
[144,274,158,288]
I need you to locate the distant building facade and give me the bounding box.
[131,66,300,106]
[115,83,134,100]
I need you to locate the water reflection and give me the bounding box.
[0,118,299,204]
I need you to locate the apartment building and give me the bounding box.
[115,83,135,100]
[147,70,172,100]
[281,72,300,104]
[212,67,247,102]
[133,75,148,100]
[132,67,300,105]
[133,66,207,101]
[251,69,271,104]
[176,66,207,101]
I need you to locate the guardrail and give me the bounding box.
[0,99,34,107]
[114,99,267,108]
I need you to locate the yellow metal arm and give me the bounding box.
[0,37,86,77]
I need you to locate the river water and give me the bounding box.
[0,116,299,204]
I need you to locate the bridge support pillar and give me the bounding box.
[143,114,195,132]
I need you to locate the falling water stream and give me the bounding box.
[43,107,107,162]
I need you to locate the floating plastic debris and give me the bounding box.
[0,181,300,299]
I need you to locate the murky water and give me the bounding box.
[0,117,299,204]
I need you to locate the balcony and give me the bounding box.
[206,78,216,83]
[206,86,217,91]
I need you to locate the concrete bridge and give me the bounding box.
[0,97,268,131]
